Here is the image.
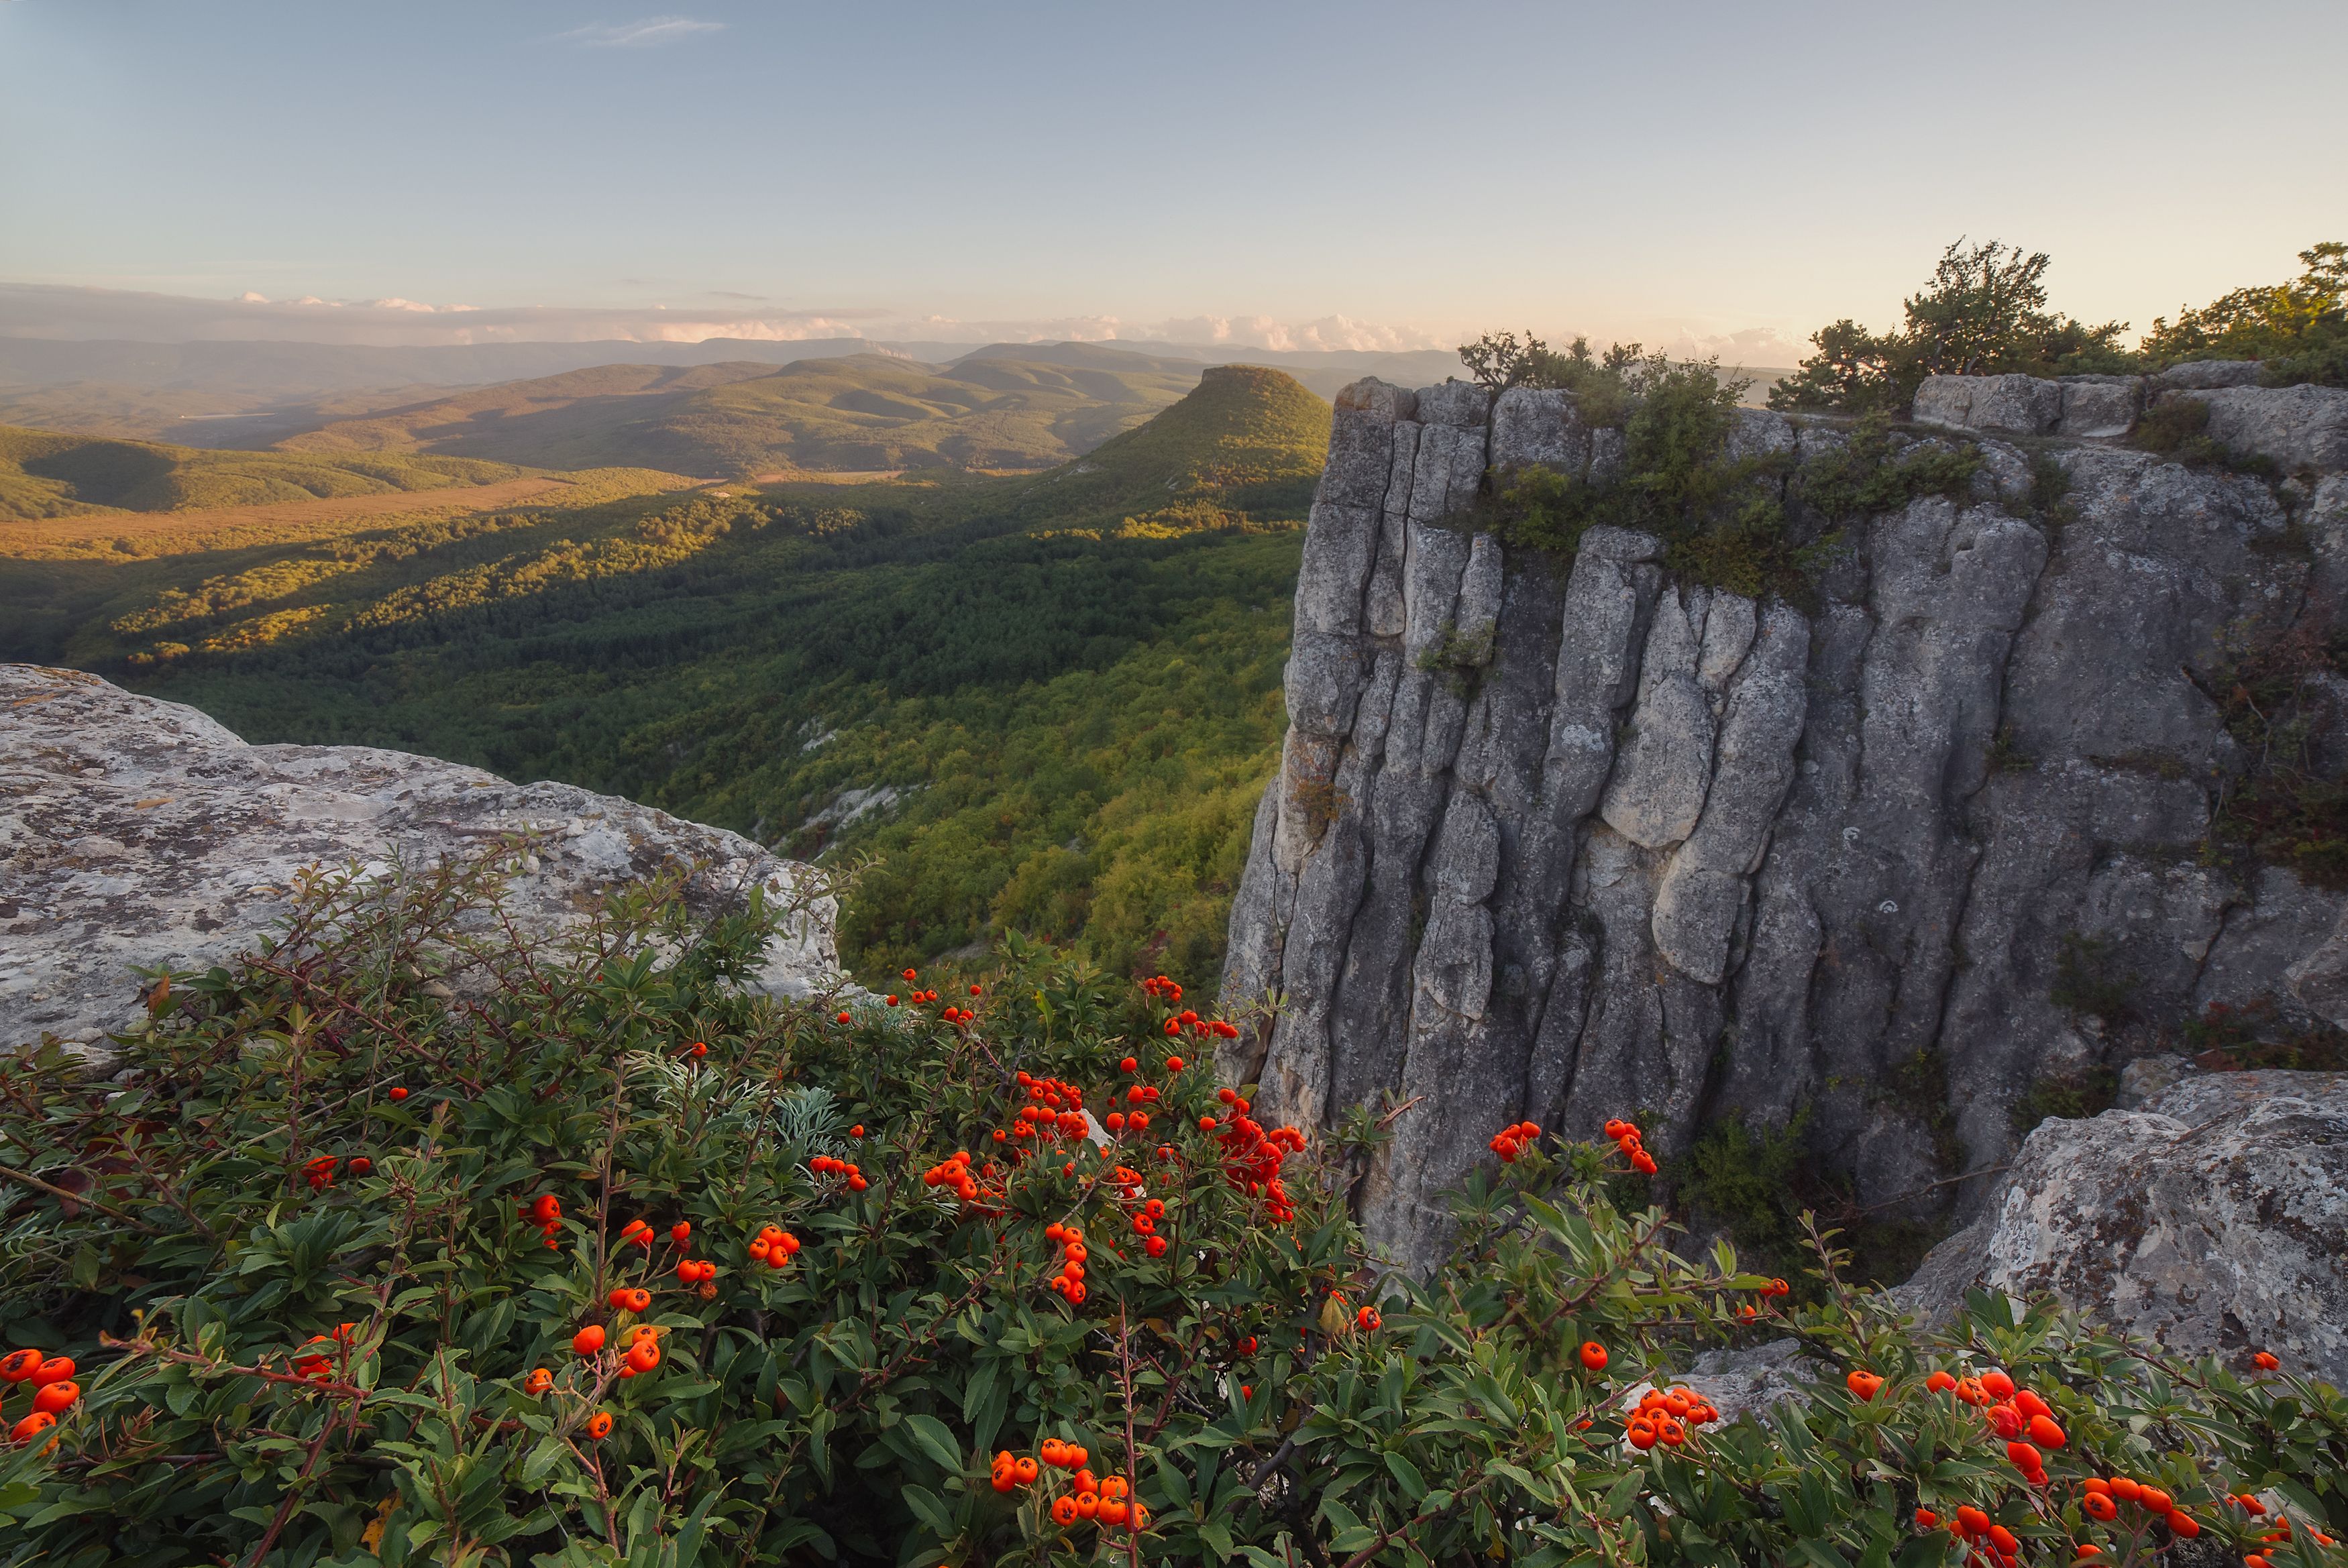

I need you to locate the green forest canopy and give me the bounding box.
[2,364,1332,993]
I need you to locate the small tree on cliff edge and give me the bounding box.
[1768,238,2131,414]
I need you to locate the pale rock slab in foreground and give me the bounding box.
[2,665,841,1061]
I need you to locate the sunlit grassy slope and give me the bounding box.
[0,423,524,521]
[7,367,1333,990]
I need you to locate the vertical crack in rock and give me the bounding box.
[1652,604,1810,987]
[1599,587,1718,850]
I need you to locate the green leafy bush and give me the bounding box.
[1770,241,2132,415]
[1466,351,1822,602]
[2143,243,2347,389]
[2,856,2344,1567]
[1796,413,1981,522]
[1468,371,1981,606]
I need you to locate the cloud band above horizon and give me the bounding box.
[0,282,1522,355]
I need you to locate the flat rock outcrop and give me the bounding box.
[3,665,840,1060]
[1897,1070,2348,1386]
[1221,370,2348,1266]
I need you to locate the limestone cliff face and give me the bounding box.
[1219,366,2348,1265]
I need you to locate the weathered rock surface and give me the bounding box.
[1913,374,2064,437]
[1222,372,2348,1266]
[3,665,841,1060]
[1897,1071,2348,1386]
[2183,384,2348,475]
[2149,359,2263,391]
[1638,1339,1825,1426]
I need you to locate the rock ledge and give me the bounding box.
[3,665,840,1059]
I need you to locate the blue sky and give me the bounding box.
[1,0,2342,357]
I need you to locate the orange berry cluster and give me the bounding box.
[677,1259,718,1285]
[1603,1118,1658,1176]
[1030,1451,1146,1530]
[2231,1487,2337,1565]
[1004,1072,1101,1160]
[303,1153,369,1188]
[606,1286,653,1314]
[520,1192,564,1249]
[1144,972,1232,1039]
[616,1218,657,1251]
[2078,1477,2196,1539]
[810,1153,867,1192]
[922,1151,994,1205]
[1124,1192,1171,1259]
[3,1349,79,1446]
[1208,1088,1305,1222]
[1043,1222,1088,1304]
[1927,1507,2025,1567]
[1626,1384,1719,1451]
[1488,1121,1539,1162]
[292,1322,356,1383]
[618,1324,661,1378]
[524,1367,552,1394]
[747,1225,801,1269]
[1163,1011,1236,1042]
[1924,1368,2065,1483]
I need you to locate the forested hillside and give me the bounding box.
[3,365,1331,988]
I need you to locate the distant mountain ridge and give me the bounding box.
[0,334,1464,453]
[272,349,1206,476]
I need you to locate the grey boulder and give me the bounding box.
[1896,1070,2348,1386]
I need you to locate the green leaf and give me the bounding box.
[900,1412,965,1473]
[901,1483,957,1540]
[520,1433,572,1489]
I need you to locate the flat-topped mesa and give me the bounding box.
[2,665,842,1064]
[1220,369,2348,1268]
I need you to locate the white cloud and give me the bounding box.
[1652,324,1807,369]
[1147,315,1446,353]
[559,15,725,47]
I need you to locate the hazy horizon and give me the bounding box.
[3,1,2343,366]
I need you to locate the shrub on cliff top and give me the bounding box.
[1770,240,2133,414]
[1466,348,1821,602]
[1,851,2343,1566]
[1466,357,1980,605]
[2141,242,2348,389]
